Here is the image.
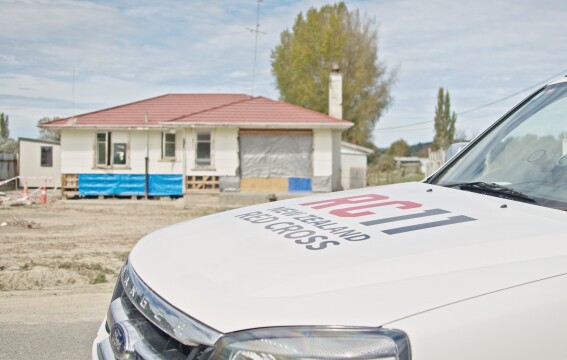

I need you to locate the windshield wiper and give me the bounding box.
[446,181,536,203]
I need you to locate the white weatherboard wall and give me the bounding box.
[60,129,183,175]
[132,131,183,175]
[60,127,342,191]
[331,130,342,191]
[312,129,333,177]
[19,139,61,188]
[60,129,92,173]
[185,127,239,176]
[341,153,367,189]
[340,142,372,190]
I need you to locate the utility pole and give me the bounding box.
[246,0,265,96]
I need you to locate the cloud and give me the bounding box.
[1,0,566,146]
[354,0,567,146]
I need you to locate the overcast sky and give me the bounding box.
[1,0,566,147]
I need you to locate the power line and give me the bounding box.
[457,68,567,115]
[375,69,567,131]
[375,120,432,131]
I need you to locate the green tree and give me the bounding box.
[0,113,17,153]
[37,116,61,141]
[271,2,393,147]
[376,154,396,172]
[0,113,9,140]
[0,139,17,153]
[388,139,410,157]
[433,88,457,150]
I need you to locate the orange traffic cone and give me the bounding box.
[39,186,47,204]
[23,180,29,199]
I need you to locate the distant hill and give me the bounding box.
[378,141,433,158]
[409,141,433,157]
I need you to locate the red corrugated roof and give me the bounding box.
[44,94,251,126]
[43,94,351,128]
[168,96,349,124]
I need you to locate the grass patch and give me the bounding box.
[56,261,110,273]
[57,262,73,270]
[367,169,425,186]
[92,273,107,284]
[114,251,129,263]
[85,263,104,272]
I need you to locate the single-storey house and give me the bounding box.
[41,92,353,197]
[18,137,62,188]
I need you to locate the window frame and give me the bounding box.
[95,131,129,168]
[112,142,128,165]
[40,146,53,167]
[194,130,214,169]
[96,132,110,167]
[162,132,177,160]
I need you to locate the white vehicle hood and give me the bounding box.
[129,182,567,334]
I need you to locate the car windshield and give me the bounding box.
[431,81,567,211]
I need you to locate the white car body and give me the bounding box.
[93,78,567,359]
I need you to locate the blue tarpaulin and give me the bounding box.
[148,175,183,196]
[288,177,312,192]
[78,174,183,196]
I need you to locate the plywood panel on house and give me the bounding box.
[240,178,288,192]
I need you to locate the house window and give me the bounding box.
[40,146,53,167]
[96,132,128,167]
[196,131,212,167]
[162,132,176,159]
[113,143,127,165]
[96,132,110,166]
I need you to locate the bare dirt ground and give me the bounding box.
[0,197,231,291]
[0,196,237,359]
[0,190,301,359]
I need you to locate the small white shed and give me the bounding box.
[18,138,61,188]
[341,142,374,190]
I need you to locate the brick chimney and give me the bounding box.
[329,63,343,119]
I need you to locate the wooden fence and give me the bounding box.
[0,153,17,181]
